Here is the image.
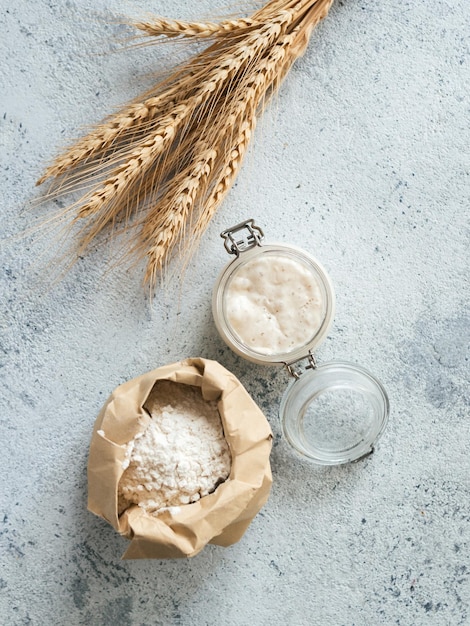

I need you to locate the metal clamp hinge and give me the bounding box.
[354,447,374,462]
[220,219,264,256]
[284,351,317,380]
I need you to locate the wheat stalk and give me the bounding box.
[37,0,335,289]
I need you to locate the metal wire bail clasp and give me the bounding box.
[284,351,318,380]
[220,219,265,256]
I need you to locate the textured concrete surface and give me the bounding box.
[1,0,469,624]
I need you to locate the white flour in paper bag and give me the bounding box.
[118,381,231,514]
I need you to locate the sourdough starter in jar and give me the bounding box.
[213,240,335,364]
[224,253,325,356]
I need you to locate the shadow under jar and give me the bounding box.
[212,219,389,465]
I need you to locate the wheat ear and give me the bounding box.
[36,91,184,186]
[133,17,258,39]
[142,147,218,287]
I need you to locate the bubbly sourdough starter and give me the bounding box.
[225,253,324,355]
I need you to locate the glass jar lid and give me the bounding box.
[280,361,389,465]
[212,222,335,365]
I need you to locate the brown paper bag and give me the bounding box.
[87,358,273,559]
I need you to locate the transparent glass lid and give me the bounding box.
[212,244,335,365]
[280,362,389,465]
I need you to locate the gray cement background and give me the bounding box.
[1,0,469,624]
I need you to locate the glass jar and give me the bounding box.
[212,219,389,465]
